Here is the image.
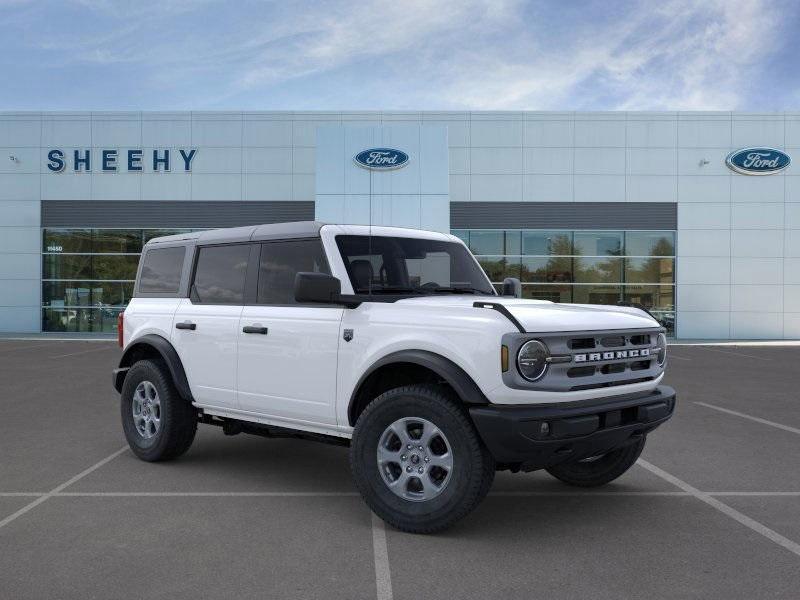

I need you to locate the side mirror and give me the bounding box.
[295,272,342,304]
[502,277,522,298]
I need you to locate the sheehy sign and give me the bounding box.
[46,149,197,172]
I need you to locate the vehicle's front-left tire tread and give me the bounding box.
[120,358,197,462]
[350,383,495,534]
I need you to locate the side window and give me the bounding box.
[138,246,185,295]
[257,239,330,304]
[191,244,250,305]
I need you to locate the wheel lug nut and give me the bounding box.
[406,466,413,473]
[418,467,424,474]
[418,445,423,451]
[401,455,406,461]
[424,456,430,463]
[407,444,412,450]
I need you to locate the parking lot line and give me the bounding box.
[54,491,360,497]
[700,347,771,361]
[0,446,128,531]
[371,512,394,600]
[695,401,800,436]
[49,345,116,359]
[638,459,800,558]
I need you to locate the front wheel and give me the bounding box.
[350,384,495,534]
[545,436,646,487]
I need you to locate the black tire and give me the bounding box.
[350,384,495,534]
[120,359,197,462]
[545,436,646,487]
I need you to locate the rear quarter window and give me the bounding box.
[138,246,186,295]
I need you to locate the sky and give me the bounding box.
[1,0,798,111]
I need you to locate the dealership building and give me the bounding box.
[0,110,798,339]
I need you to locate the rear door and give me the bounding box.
[237,238,343,426]
[172,243,255,410]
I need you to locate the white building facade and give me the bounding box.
[0,110,798,339]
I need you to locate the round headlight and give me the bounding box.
[517,340,550,381]
[655,333,667,366]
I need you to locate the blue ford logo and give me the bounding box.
[726,147,790,175]
[354,148,409,170]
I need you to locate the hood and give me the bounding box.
[396,295,659,333]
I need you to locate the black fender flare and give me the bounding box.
[114,334,194,402]
[348,349,488,425]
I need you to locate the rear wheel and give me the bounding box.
[121,359,197,462]
[545,436,646,487]
[350,384,494,534]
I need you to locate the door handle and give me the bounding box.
[242,325,268,335]
[176,322,196,330]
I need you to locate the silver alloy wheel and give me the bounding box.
[132,380,161,439]
[377,417,454,502]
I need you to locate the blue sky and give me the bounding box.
[1,0,798,111]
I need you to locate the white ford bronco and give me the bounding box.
[114,222,675,533]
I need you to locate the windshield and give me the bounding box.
[335,235,496,296]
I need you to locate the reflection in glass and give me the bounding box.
[93,230,143,253]
[469,231,504,255]
[43,255,93,280]
[520,257,572,283]
[625,231,675,256]
[477,257,509,282]
[42,307,123,333]
[43,229,92,253]
[625,258,674,284]
[522,285,572,303]
[623,285,675,311]
[574,257,622,283]
[522,231,572,256]
[574,231,623,256]
[572,285,623,305]
[43,281,134,307]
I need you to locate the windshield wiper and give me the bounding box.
[355,286,426,295]
[426,286,487,295]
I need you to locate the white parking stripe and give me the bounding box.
[701,348,771,361]
[695,402,800,436]
[638,459,800,558]
[0,446,128,530]
[371,512,393,600]
[54,491,360,497]
[49,345,117,359]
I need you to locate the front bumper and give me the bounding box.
[469,385,676,471]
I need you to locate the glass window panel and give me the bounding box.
[42,307,123,333]
[623,285,675,311]
[625,257,674,284]
[143,229,193,243]
[522,231,573,256]
[574,231,623,256]
[450,230,469,245]
[468,231,503,255]
[477,257,514,283]
[43,281,134,307]
[43,254,92,279]
[522,284,572,303]
[574,257,622,283]
[139,247,186,294]
[258,240,330,304]
[625,231,675,256]
[93,229,143,253]
[504,231,521,255]
[43,229,92,253]
[572,284,623,305]
[521,257,572,283]
[92,255,140,280]
[192,244,250,304]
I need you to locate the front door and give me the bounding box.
[237,239,343,426]
[172,243,253,410]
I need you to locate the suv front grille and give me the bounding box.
[502,328,664,393]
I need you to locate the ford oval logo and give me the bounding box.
[354,148,409,170]
[726,147,790,175]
